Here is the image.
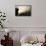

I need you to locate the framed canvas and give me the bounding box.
[15,5,32,16]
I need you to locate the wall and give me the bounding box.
[0,0,46,27]
[5,0,32,27]
[4,0,46,27]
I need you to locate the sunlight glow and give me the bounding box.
[18,6,31,14]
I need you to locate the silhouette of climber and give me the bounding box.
[15,8,19,16]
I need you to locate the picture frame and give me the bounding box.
[15,5,32,16]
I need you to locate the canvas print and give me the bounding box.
[15,5,32,16]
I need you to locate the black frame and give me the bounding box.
[15,5,32,16]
